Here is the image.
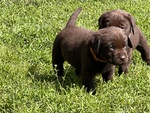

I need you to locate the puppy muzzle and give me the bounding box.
[111,54,128,65]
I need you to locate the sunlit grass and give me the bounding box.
[0,0,150,112]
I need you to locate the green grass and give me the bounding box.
[0,0,150,112]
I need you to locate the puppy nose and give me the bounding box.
[120,55,126,61]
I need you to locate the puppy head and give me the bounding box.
[98,9,135,35]
[90,27,132,65]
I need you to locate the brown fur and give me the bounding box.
[98,9,150,75]
[52,8,132,94]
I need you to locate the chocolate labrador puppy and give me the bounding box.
[98,9,150,75]
[52,8,132,94]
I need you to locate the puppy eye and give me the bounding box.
[120,26,125,29]
[124,45,127,49]
[119,24,126,29]
[120,26,124,29]
[106,23,109,27]
[106,21,110,27]
[124,43,128,49]
[109,45,115,51]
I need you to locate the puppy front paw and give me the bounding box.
[118,66,128,76]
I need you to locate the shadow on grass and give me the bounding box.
[26,64,82,93]
[0,104,14,113]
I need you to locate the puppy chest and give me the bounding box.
[93,62,113,73]
[84,62,112,74]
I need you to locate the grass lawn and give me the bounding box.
[0,0,150,112]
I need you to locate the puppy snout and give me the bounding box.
[120,55,126,61]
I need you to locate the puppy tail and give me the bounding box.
[65,7,82,27]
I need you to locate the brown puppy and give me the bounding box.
[98,9,150,75]
[52,8,132,94]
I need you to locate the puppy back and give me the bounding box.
[65,7,82,28]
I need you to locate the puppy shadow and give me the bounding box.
[27,63,52,82]
[26,64,82,93]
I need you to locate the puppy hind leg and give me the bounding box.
[55,61,64,76]
[75,69,80,76]
[53,59,64,77]
[136,41,150,65]
[52,49,65,76]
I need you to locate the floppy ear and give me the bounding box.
[90,34,101,53]
[127,37,133,48]
[98,14,105,29]
[127,13,135,34]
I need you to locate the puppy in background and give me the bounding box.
[98,9,150,75]
[52,8,132,95]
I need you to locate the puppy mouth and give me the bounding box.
[111,62,124,66]
[109,59,127,66]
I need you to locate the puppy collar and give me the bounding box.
[90,47,107,62]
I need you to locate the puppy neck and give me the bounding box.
[90,47,107,62]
